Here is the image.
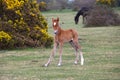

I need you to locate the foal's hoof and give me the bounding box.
[43,64,49,67]
[74,61,78,65]
[57,63,62,67]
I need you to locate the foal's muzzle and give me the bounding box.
[54,30,58,34]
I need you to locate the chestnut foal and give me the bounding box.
[44,17,84,67]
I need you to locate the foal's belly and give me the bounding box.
[62,36,73,43]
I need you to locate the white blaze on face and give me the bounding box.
[53,22,56,26]
[53,22,58,34]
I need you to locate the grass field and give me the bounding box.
[0,10,120,80]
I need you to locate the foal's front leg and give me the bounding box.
[58,43,63,66]
[44,42,58,67]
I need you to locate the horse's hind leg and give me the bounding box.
[77,44,84,65]
[74,43,80,65]
[69,40,79,64]
[69,40,76,51]
[72,41,84,65]
[69,40,77,56]
[78,47,84,65]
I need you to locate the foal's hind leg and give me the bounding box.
[69,41,79,64]
[80,50,84,65]
[71,41,84,65]
[76,43,84,65]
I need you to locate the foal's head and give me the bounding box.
[52,17,60,34]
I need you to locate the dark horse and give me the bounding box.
[74,7,90,24]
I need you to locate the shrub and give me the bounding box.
[0,31,12,42]
[96,0,116,7]
[116,0,120,7]
[0,31,12,49]
[85,5,120,27]
[72,0,96,11]
[39,1,47,11]
[0,0,53,49]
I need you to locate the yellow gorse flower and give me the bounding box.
[4,0,27,9]
[34,25,41,31]
[15,10,22,16]
[96,0,115,5]
[27,28,30,32]
[41,29,47,35]
[0,31,12,42]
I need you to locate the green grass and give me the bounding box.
[0,10,120,80]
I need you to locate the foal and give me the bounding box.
[44,17,84,67]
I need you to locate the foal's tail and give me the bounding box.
[71,29,79,41]
[71,29,82,49]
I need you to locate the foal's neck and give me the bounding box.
[56,25,63,35]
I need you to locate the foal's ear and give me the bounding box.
[57,17,59,22]
[52,18,54,22]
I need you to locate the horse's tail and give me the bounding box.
[70,29,81,49]
[70,29,78,41]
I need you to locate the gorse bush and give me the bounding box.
[0,31,12,48]
[39,1,47,11]
[0,31,12,42]
[96,0,120,7]
[0,0,53,49]
[96,0,115,7]
[85,5,120,27]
